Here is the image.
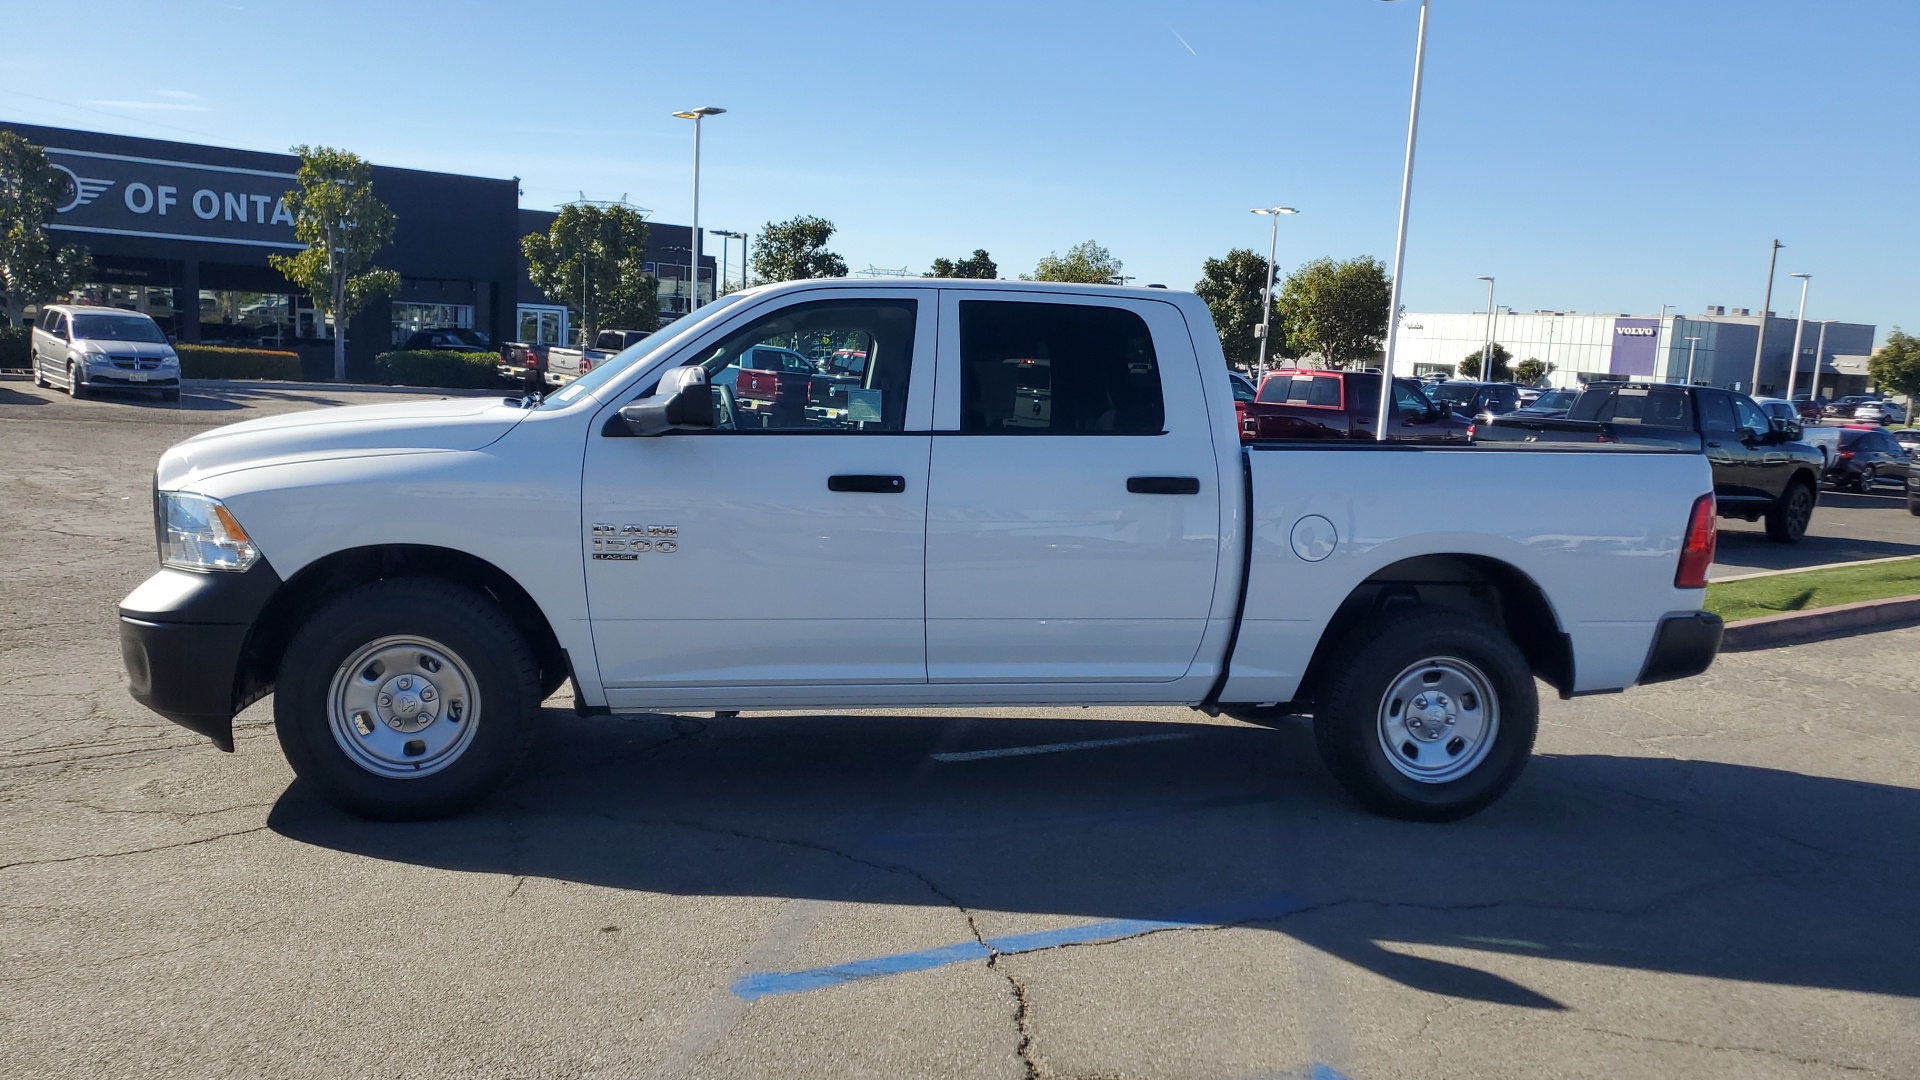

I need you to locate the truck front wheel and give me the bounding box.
[1764,480,1815,543]
[274,579,541,820]
[1311,607,1538,821]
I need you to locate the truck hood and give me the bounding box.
[156,395,529,488]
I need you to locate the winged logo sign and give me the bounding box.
[41,147,303,250]
[51,163,115,213]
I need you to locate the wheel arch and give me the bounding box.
[234,544,570,715]
[1298,553,1574,703]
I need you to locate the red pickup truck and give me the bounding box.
[1241,368,1471,442]
[730,345,819,426]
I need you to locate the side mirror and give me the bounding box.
[619,366,713,436]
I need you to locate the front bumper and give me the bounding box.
[118,561,281,751]
[1638,611,1724,685]
[80,370,180,389]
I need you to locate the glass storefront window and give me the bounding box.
[515,305,567,346]
[391,302,475,347]
[199,290,294,347]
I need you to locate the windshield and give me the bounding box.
[540,294,749,408]
[71,313,169,344]
[1428,383,1478,408]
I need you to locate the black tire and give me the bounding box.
[274,578,541,820]
[1908,493,1919,517]
[68,364,88,399]
[32,353,49,388]
[1764,480,1815,543]
[1310,607,1538,821]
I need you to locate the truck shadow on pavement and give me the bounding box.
[269,710,1920,1010]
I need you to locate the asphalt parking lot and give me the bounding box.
[3,376,1917,1080]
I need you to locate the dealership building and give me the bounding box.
[1,121,716,377]
[1392,307,1878,398]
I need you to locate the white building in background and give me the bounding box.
[1391,308,1877,397]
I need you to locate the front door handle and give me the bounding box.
[828,474,906,493]
[1128,476,1201,495]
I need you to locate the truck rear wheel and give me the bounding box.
[1311,607,1537,821]
[274,578,540,820]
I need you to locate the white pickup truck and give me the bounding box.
[119,279,1723,823]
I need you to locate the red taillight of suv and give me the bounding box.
[579,357,593,374]
[1675,493,1716,589]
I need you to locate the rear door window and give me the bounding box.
[956,301,1164,433]
[1576,386,1692,427]
[1697,391,1737,432]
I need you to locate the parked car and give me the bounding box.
[1892,429,1920,451]
[1792,395,1827,422]
[1242,368,1470,442]
[1509,387,1579,419]
[808,348,872,411]
[29,305,181,402]
[1753,398,1802,428]
[116,277,1721,824]
[1478,382,1824,542]
[1825,426,1914,492]
[1909,463,1920,516]
[727,344,817,426]
[1228,370,1257,434]
[1825,395,1880,418]
[402,327,493,352]
[1427,380,1527,420]
[1852,399,1907,425]
[547,328,653,381]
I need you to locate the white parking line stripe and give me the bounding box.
[931,732,1194,763]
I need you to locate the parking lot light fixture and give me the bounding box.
[1750,239,1782,393]
[1251,206,1299,378]
[673,106,726,313]
[1376,0,1431,440]
[1684,335,1701,385]
[1786,273,1811,403]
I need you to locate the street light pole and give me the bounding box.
[1684,335,1701,385]
[1749,238,1781,393]
[1477,275,1495,378]
[1785,272,1811,403]
[1251,206,1298,378]
[673,106,726,314]
[1376,0,1430,441]
[1808,320,1830,406]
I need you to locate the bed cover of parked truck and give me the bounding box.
[119,279,1723,824]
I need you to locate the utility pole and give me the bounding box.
[1807,320,1830,406]
[1375,0,1431,440]
[1684,335,1701,385]
[1251,206,1298,377]
[1476,276,1495,378]
[1749,239,1781,393]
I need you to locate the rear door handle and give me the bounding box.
[1127,476,1201,495]
[828,474,906,493]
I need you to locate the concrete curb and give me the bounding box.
[180,378,505,398]
[1712,554,1920,584]
[1721,594,1920,652]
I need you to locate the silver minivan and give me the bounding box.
[30,305,182,402]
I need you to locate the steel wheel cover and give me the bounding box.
[1376,656,1500,784]
[326,635,481,779]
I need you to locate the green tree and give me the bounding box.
[1194,248,1284,372]
[268,146,400,381]
[1276,256,1390,369]
[1867,328,1920,403]
[1024,240,1123,285]
[1458,343,1513,381]
[927,249,998,279]
[1513,358,1555,385]
[751,215,849,283]
[522,202,659,344]
[0,132,93,326]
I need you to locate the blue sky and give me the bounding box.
[2,0,1914,341]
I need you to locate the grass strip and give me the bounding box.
[1706,557,1920,622]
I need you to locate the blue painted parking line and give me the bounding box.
[731,893,1306,1001]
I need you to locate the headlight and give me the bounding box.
[157,492,259,571]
